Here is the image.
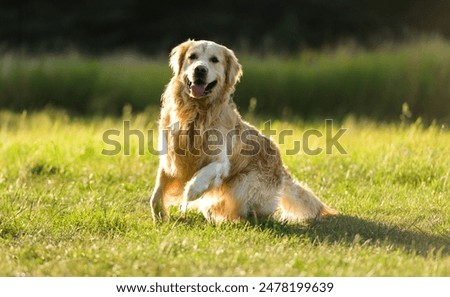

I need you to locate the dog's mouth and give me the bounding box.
[187,79,217,97]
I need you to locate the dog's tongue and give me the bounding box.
[192,84,206,97]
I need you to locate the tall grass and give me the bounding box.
[240,38,450,121]
[0,54,170,114]
[1,38,449,121]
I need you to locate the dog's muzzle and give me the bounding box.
[185,65,217,97]
[187,79,217,97]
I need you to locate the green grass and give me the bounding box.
[1,37,449,121]
[0,109,449,276]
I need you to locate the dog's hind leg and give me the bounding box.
[182,187,242,223]
[187,172,280,223]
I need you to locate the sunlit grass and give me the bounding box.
[0,110,449,276]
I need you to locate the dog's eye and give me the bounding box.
[210,56,219,63]
[188,54,198,60]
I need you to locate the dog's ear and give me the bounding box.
[225,48,243,88]
[169,40,193,76]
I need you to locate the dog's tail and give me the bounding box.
[279,171,337,222]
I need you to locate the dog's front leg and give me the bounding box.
[150,167,172,221]
[181,157,230,210]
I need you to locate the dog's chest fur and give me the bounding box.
[162,105,222,180]
[159,78,239,180]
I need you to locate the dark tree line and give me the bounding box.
[1,0,449,54]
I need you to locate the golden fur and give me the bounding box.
[150,40,336,222]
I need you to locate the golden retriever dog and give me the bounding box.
[150,40,336,223]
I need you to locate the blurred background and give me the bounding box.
[0,0,449,122]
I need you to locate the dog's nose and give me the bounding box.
[194,65,207,76]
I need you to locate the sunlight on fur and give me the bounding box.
[150,40,337,223]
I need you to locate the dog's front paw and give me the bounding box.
[150,206,166,222]
[150,196,166,222]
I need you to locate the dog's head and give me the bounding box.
[169,40,243,99]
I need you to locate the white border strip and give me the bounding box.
[1,277,448,297]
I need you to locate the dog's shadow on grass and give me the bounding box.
[172,210,449,257]
[249,214,449,257]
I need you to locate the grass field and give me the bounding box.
[0,109,449,276]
